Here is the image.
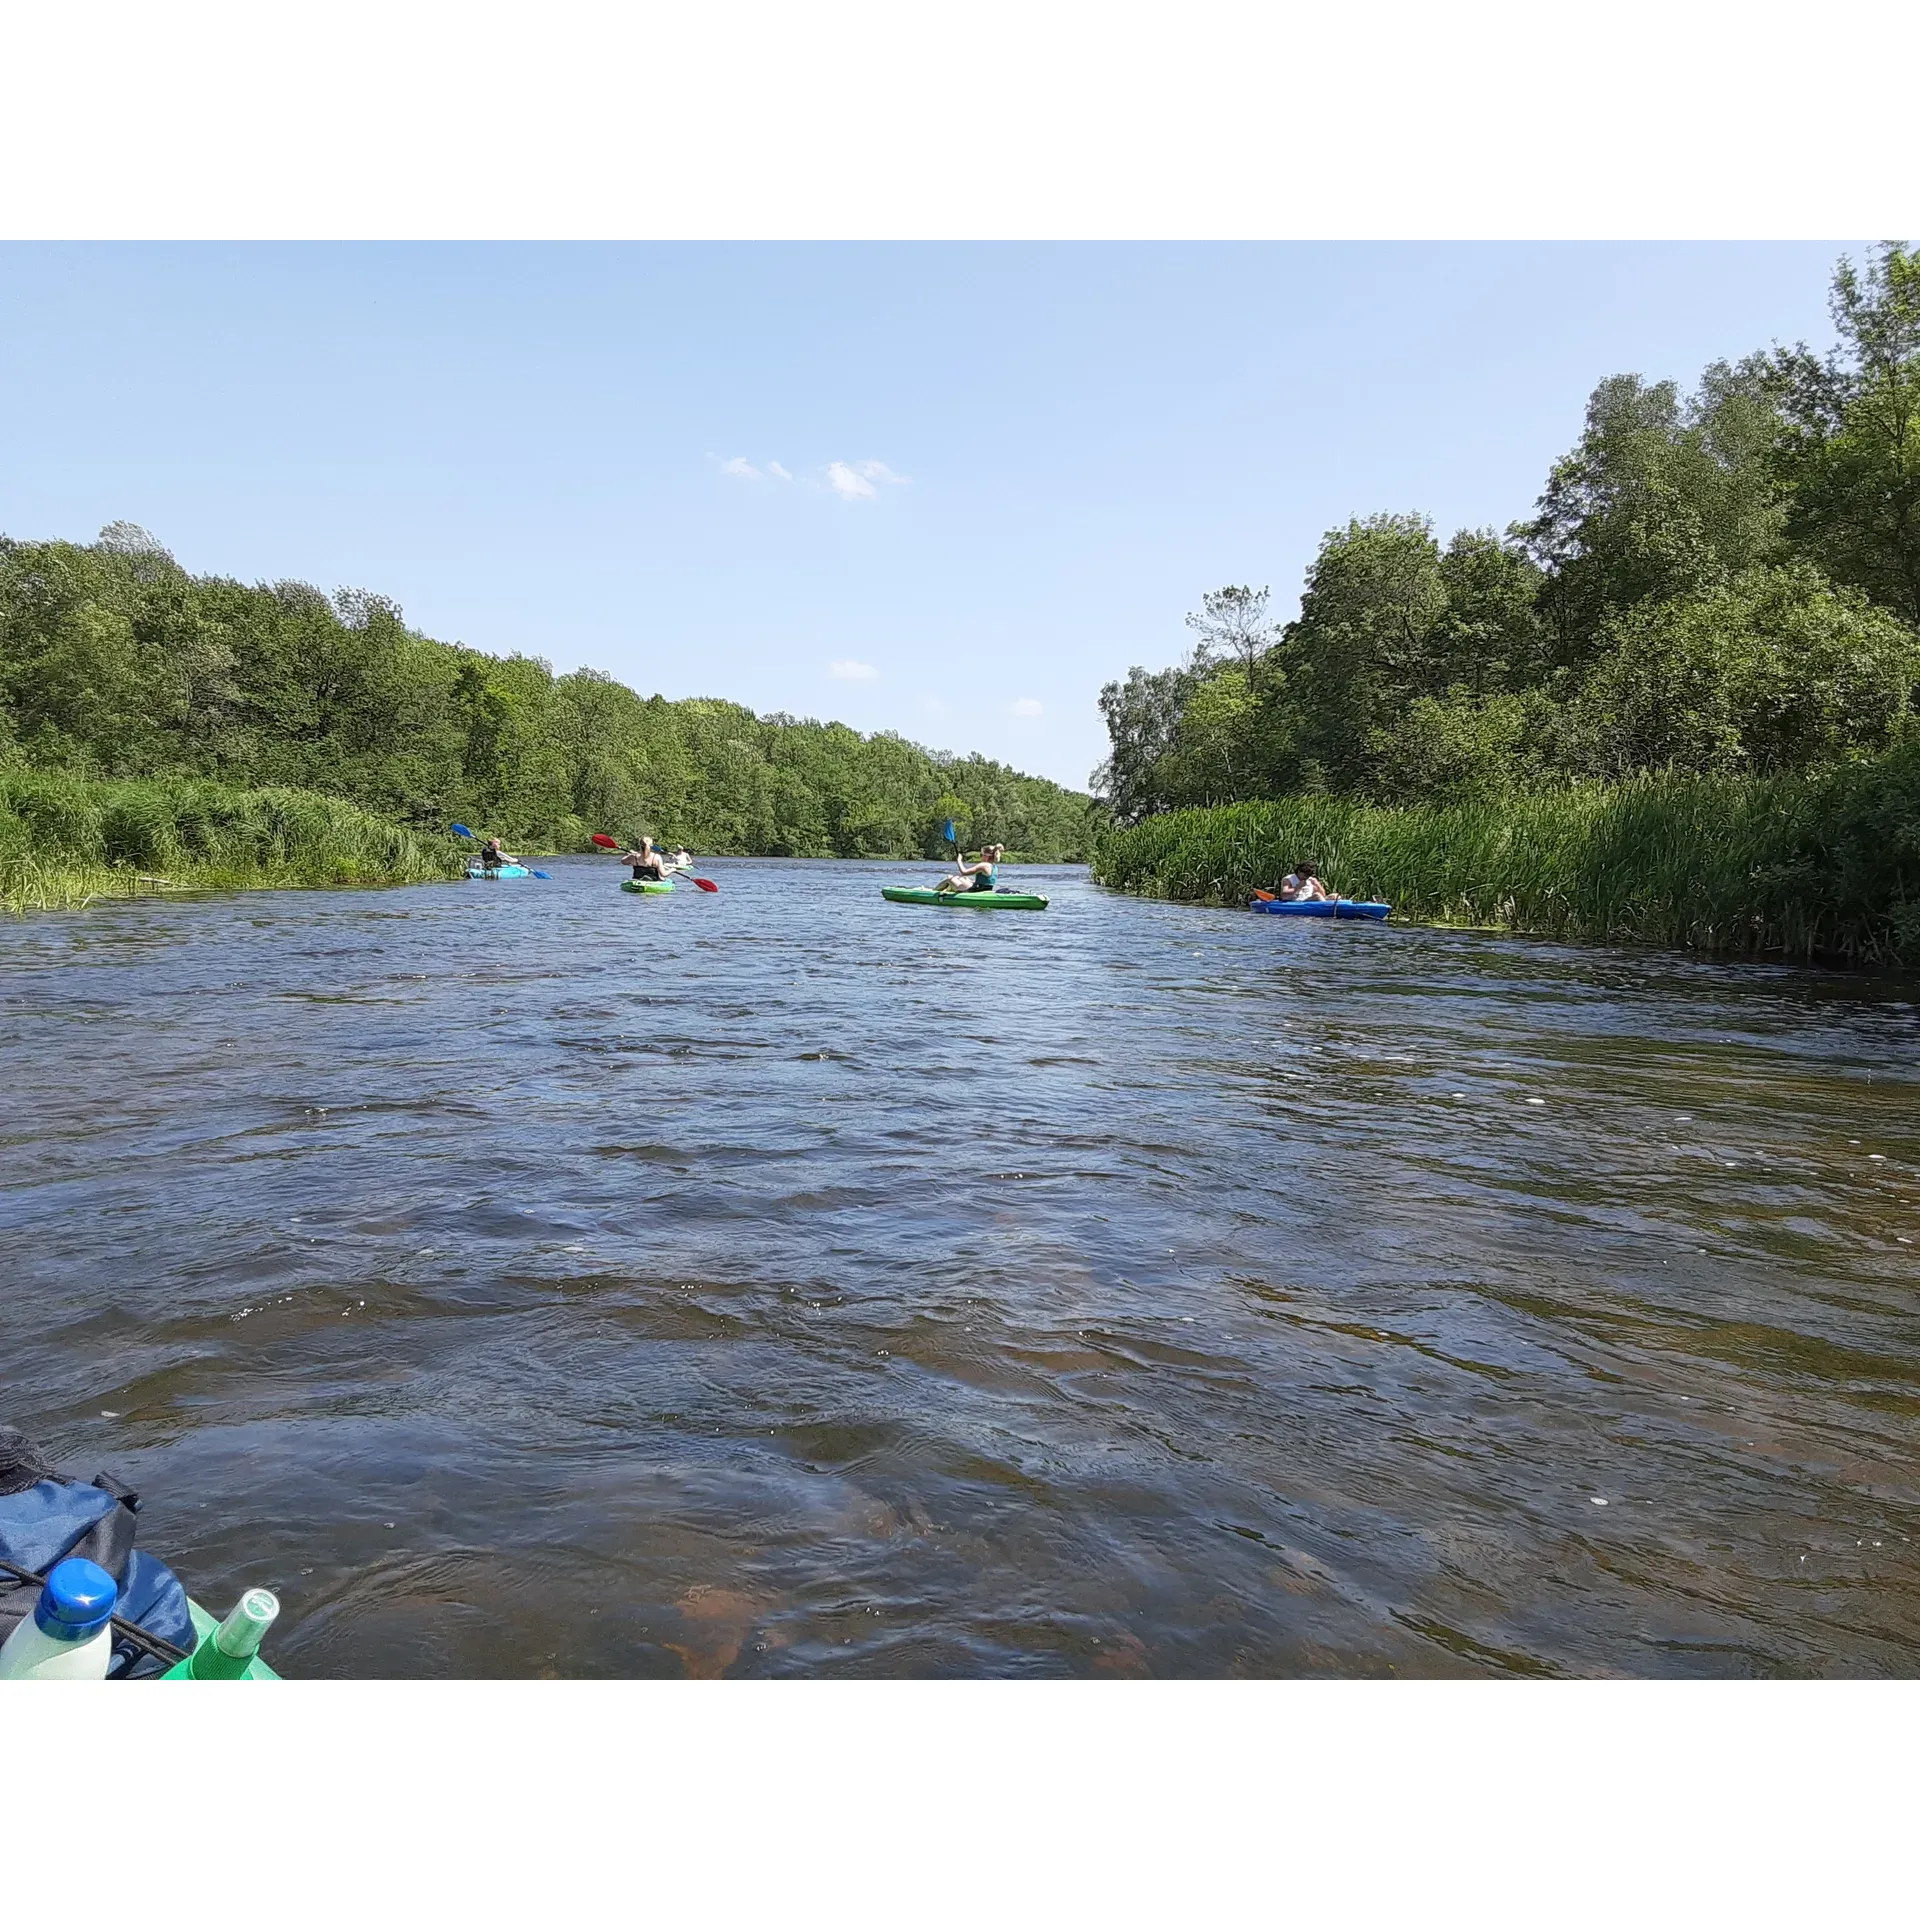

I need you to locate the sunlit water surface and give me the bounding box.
[4,859,1917,1676]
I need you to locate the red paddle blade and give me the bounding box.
[689,875,719,892]
[591,833,620,849]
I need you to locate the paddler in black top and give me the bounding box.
[478,836,519,871]
[620,835,669,882]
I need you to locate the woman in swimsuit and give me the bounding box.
[620,836,669,882]
[935,841,1005,894]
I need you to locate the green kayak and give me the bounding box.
[882,886,1048,911]
[621,878,675,894]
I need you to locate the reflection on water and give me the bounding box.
[3,859,1916,1676]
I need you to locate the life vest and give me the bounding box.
[0,1426,196,1678]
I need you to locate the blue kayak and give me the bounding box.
[1250,897,1391,920]
[466,863,530,880]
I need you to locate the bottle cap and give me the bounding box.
[34,1557,118,1642]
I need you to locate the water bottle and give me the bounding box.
[0,1557,119,1680]
[171,1588,279,1680]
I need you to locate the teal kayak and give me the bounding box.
[883,886,1048,910]
[1250,898,1391,920]
[621,877,675,894]
[467,863,530,880]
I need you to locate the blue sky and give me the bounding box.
[0,243,1854,789]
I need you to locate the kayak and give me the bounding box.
[1250,898,1391,920]
[882,886,1048,911]
[467,863,530,880]
[621,878,675,894]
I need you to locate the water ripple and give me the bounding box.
[3,858,1917,1676]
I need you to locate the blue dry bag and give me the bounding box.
[0,1425,196,1678]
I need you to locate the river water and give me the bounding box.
[4,859,1917,1677]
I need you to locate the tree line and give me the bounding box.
[1096,244,1920,823]
[0,533,1095,861]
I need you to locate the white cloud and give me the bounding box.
[1009,697,1043,718]
[826,458,910,501]
[719,456,903,498]
[829,659,879,681]
[826,461,876,501]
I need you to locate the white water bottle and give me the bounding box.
[0,1557,118,1680]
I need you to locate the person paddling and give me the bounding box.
[620,835,669,882]
[1278,859,1331,902]
[935,841,1005,895]
[478,836,519,871]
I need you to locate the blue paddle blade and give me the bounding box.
[450,823,475,839]
[943,819,956,843]
[530,869,551,879]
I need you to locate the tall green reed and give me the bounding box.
[0,770,465,914]
[1092,745,1920,965]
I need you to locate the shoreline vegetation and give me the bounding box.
[1094,244,1920,966]
[0,522,1094,913]
[1092,742,1920,965]
[1,771,464,914]
[0,767,1072,915]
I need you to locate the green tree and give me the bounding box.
[1771,243,1920,625]
[1516,368,1787,662]
[1367,688,1549,804]
[1091,246,1920,823]
[1092,659,1200,825]
[1561,564,1920,777]
[1163,665,1262,808]
[0,529,1094,860]
[1178,585,1283,800]
[1281,513,1449,790]
[1429,531,1550,697]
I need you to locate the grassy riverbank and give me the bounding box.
[1093,743,1920,965]
[0,770,464,913]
